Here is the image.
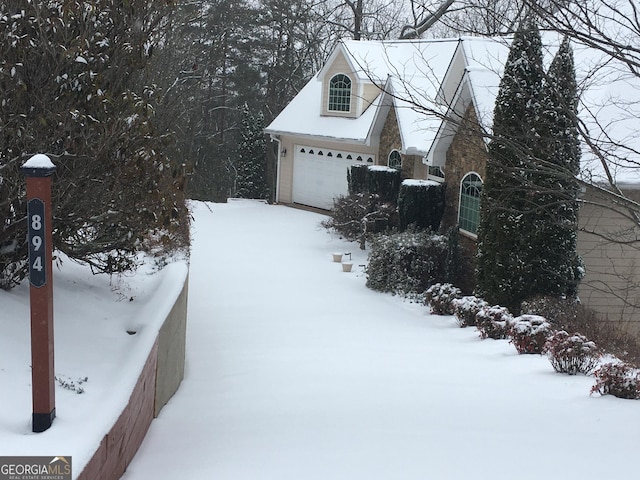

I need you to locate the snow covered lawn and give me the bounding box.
[120,200,640,480]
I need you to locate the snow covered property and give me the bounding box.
[265,34,640,338]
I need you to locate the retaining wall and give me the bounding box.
[77,274,189,480]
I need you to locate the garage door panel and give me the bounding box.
[292,146,373,210]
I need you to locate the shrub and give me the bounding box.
[591,362,640,399]
[321,193,398,248]
[452,296,489,327]
[367,166,401,203]
[544,331,601,375]
[509,314,554,354]
[397,180,445,231]
[348,164,369,195]
[476,306,514,340]
[366,230,449,298]
[425,283,462,315]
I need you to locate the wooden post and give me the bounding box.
[21,154,56,433]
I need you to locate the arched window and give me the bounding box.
[388,150,402,170]
[459,172,483,235]
[328,74,351,112]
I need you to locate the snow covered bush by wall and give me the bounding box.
[544,331,601,375]
[348,164,369,195]
[452,296,489,327]
[366,231,449,297]
[476,306,514,340]
[367,166,401,203]
[591,362,640,399]
[509,314,553,354]
[425,283,462,315]
[397,180,445,232]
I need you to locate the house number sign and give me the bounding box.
[27,198,47,287]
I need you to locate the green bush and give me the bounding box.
[398,180,445,231]
[348,164,369,195]
[367,166,401,203]
[365,230,449,297]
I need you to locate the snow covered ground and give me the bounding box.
[2,199,640,480]
[122,200,640,480]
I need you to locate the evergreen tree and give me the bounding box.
[476,19,545,312]
[235,104,269,200]
[529,37,584,297]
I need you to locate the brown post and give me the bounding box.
[21,154,56,433]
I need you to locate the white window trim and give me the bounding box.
[327,73,352,113]
[458,171,483,238]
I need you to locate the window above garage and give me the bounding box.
[328,74,352,112]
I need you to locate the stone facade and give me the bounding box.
[441,104,488,233]
[377,107,426,179]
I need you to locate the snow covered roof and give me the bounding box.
[266,34,640,183]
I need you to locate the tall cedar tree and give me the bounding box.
[0,0,189,289]
[530,37,583,296]
[235,104,269,200]
[476,20,545,312]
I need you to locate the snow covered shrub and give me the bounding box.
[366,230,449,297]
[321,193,398,248]
[425,283,462,315]
[544,331,601,375]
[397,180,445,232]
[452,296,488,327]
[367,166,401,203]
[509,315,554,354]
[348,164,369,195]
[591,362,640,399]
[476,306,514,340]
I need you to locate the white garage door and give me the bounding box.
[292,145,375,210]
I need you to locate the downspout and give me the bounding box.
[270,134,282,204]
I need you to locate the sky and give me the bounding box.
[2,199,640,479]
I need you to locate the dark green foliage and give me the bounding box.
[397,181,445,231]
[365,230,450,297]
[0,0,189,289]
[235,104,269,199]
[477,21,582,312]
[348,164,369,195]
[367,166,401,203]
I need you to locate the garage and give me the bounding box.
[292,145,375,210]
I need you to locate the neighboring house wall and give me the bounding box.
[578,185,640,337]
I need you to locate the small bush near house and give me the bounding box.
[476,306,514,340]
[366,230,449,298]
[522,295,640,367]
[425,283,462,315]
[544,331,601,375]
[348,164,369,195]
[452,296,489,327]
[321,193,398,248]
[509,315,554,354]
[591,362,640,399]
[397,180,445,231]
[368,166,401,203]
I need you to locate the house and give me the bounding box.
[265,36,640,338]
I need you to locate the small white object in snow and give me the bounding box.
[76,56,88,64]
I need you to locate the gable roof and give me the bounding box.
[267,35,640,184]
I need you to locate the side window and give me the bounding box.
[388,150,402,170]
[459,172,483,235]
[328,74,352,112]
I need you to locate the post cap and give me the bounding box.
[21,154,56,177]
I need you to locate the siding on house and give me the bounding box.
[577,185,640,337]
[275,135,378,204]
[321,51,359,118]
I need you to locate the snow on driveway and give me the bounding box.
[121,199,640,480]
